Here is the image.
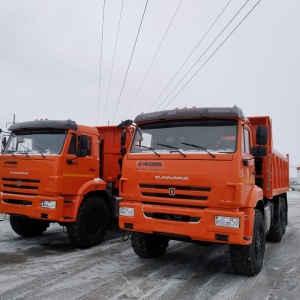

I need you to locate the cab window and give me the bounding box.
[242,128,250,154]
[68,134,77,154]
[67,134,91,155]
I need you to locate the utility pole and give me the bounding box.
[6,114,15,128]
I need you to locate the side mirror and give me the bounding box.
[120,146,127,157]
[75,149,87,157]
[256,126,268,145]
[252,145,267,157]
[2,136,7,148]
[17,136,25,143]
[79,135,88,149]
[117,119,133,129]
[75,135,88,157]
[121,131,126,147]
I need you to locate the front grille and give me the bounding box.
[144,212,200,223]
[142,201,207,209]
[139,183,210,201]
[142,192,207,200]
[2,178,40,192]
[140,184,210,192]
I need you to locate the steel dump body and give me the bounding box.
[247,116,289,199]
[96,126,126,188]
[119,107,289,247]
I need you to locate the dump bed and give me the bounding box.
[96,126,133,189]
[248,116,289,199]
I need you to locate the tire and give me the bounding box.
[266,196,287,242]
[66,196,109,248]
[230,210,265,276]
[10,215,50,237]
[291,187,295,191]
[131,232,169,259]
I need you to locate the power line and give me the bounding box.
[162,0,262,110]
[147,0,232,113]
[102,0,125,125]
[276,138,300,144]
[124,0,183,119]
[112,0,149,124]
[96,0,106,125]
[156,0,251,111]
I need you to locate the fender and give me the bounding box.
[246,185,264,208]
[68,178,108,220]
[240,185,264,241]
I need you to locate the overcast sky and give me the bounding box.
[0,0,299,176]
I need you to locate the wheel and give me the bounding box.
[266,196,287,242]
[131,232,169,259]
[291,187,295,191]
[230,210,265,276]
[66,196,109,248]
[10,215,50,237]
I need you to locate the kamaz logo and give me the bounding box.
[169,188,175,196]
[155,175,189,180]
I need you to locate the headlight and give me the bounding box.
[119,207,134,217]
[41,200,57,209]
[215,216,239,228]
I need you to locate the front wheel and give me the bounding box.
[10,215,50,237]
[230,210,265,276]
[131,232,170,259]
[66,196,109,248]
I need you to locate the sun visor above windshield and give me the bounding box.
[8,119,78,131]
[134,106,245,124]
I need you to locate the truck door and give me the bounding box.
[62,133,98,195]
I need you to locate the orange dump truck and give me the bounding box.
[119,106,289,276]
[0,119,133,248]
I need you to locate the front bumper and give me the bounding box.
[119,201,253,245]
[0,192,70,221]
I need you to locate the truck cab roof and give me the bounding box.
[8,119,78,132]
[134,106,245,124]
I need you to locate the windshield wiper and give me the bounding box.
[33,144,46,158]
[19,145,30,158]
[180,142,215,158]
[138,145,160,157]
[7,147,16,157]
[156,143,186,157]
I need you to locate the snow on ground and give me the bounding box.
[0,191,299,300]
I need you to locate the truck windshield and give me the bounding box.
[3,129,67,155]
[130,119,237,154]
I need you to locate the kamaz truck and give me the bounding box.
[118,106,289,276]
[0,119,133,248]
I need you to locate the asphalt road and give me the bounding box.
[0,191,299,300]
